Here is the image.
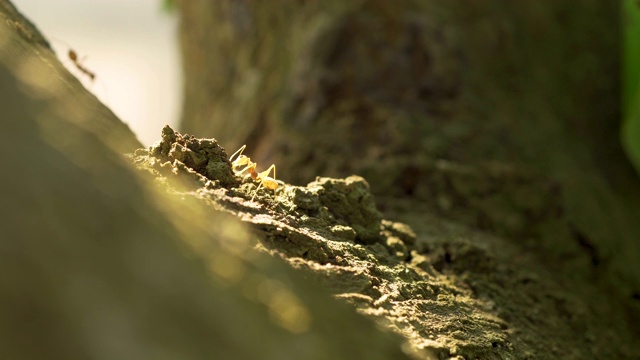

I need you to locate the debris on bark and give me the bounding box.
[129,127,640,360]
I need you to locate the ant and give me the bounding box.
[68,49,96,81]
[229,144,278,201]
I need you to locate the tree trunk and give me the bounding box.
[0,1,411,359]
[3,0,639,358]
[177,0,640,357]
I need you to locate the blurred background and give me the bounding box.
[12,0,180,146]
[10,1,640,176]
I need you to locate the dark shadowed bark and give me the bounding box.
[176,0,640,357]
[177,0,640,296]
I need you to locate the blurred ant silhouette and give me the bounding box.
[49,37,96,82]
[67,49,95,81]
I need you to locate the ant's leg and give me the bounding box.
[257,165,278,191]
[251,165,277,201]
[258,164,276,180]
[251,182,264,201]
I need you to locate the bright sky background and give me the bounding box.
[12,0,181,146]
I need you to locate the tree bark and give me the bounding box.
[177,0,640,298]
[176,0,640,357]
[0,1,411,359]
[3,0,639,358]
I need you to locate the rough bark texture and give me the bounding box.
[128,125,639,359]
[0,1,411,359]
[176,0,640,358]
[3,0,640,358]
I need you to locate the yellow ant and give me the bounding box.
[229,145,278,201]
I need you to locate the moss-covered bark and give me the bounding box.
[176,0,640,357]
[176,0,640,302]
[0,1,411,359]
[129,125,639,358]
[3,0,639,358]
